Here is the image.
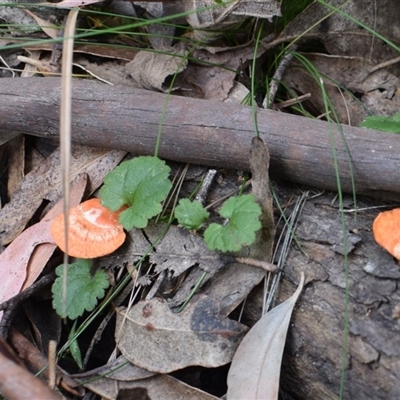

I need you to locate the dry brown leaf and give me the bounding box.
[0,337,62,400]
[81,372,219,400]
[73,56,136,86]
[99,223,227,305]
[279,0,400,73]
[124,4,273,99]
[230,0,282,18]
[115,296,248,373]
[23,9,59,39]
[283,53,400,125]
[137,0,280,42]
[177,41,269,100]
[23,43,138,61]
[72,356,155,382]
[339,1,397,60]
[146,223,225,276]
[134,2,179,49]
[186,0,281,37]
[25,42,138,61]
[39,0,102,7]
[223,81,250,103]
[226,272,305,400]
[9,329,84,397]
[125,48,188,92]
[179,64,237,101]
[275,0,400,125]
[5,134,24,198]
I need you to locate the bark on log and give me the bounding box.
[0,77,399,200]
[244,192,400,400]
[1,77,399,398]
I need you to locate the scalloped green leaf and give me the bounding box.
[99,156,172,229]
[360,112,400,133]
[204,194,262,253]
[175,199,209,230]
[52,259,109,319]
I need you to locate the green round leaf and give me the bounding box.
[52,259,110,319]
[175,199,209,230]
[99,156,172,230]
[204,194,262,253]
[361,113,400,133]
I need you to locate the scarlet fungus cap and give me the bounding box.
[50,198,126,259]
[373,208,400,260]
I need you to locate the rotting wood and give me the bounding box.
[0,77,399,200]
[243,192,400,400]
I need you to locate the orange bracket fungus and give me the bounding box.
[373,208,400,260]
[50,198,125,259]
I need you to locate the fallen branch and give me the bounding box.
[1,77,399,199]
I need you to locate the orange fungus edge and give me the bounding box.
[50,198,126,259]
[372,208,400,260]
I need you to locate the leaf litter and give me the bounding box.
[227,272,305,400]
[0,147,126,320]
[0,174,87,322]
[83,137,279,396]
[0,145,126,245]
[279,0,400,125]
[46,137,281,398]
[3,131,292,396]
[0,0,319,397]
[115,296,248,373]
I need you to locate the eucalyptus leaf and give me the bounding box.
[227,273,305,399]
